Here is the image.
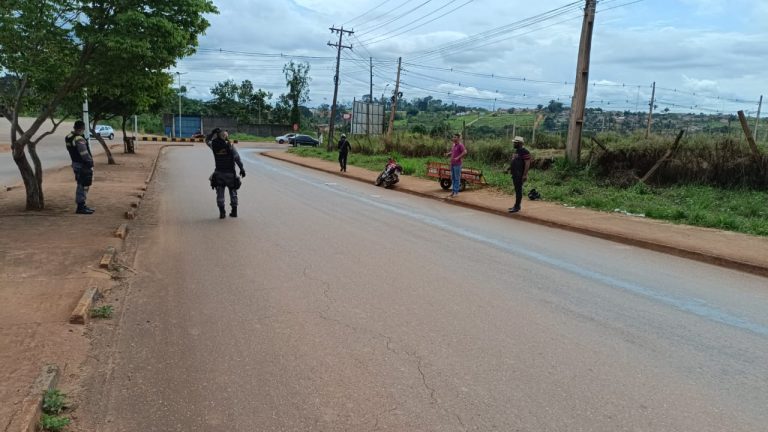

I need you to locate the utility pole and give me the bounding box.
[82,88,90,141]
[177,72,182,138]
[565,0,597,163]
[327,26,353,151]
[368,57,373,136]
[645,81,656,138]
[386,57,402,140]
[754,95,763,141]
[175,72,187,138]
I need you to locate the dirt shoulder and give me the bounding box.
[264,151,768,277]
[0,143,180,427]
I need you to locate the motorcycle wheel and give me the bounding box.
[374,173,384,186]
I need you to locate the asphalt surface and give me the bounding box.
[88,146,768,431]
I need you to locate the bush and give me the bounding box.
[40,414,70,432]
[589,134,768,189]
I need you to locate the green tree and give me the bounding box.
[209,79,272,123]
[282,61,311,126]
[86,70,173,161]
[0,0,217,210]
[546,100,564,114]
[210,79,240,118]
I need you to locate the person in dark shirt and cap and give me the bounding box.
[338,134,352,172]
[507,136,531,213]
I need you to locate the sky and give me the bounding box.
[175,0,768,115]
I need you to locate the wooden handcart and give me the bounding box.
[425,161,486,191]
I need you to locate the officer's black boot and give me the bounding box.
[218,205,226,219]
[229,205,238,218]
[76,203,94,215]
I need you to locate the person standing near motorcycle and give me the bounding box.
[444,133,467,197]
[507,136,531,213]
[338,134,352,172]
[207,128,245,219]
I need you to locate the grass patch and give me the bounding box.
[90,305,114,319]
[229,133,274,142]
[288,148,768,236]
[43,389,66,414]
[40,414,70,432]
[40,389,70,432]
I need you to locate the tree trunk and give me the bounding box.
[28,141,45,204]
[12,140,45,210]
[97,136,115,164]
[90,128,116,164]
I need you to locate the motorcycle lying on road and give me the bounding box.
[374,159,403,189]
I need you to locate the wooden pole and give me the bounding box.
[645,81,656,138]
[368,57,373,136]
[565,0,597,163]
[640,129,685,184]
[386,57,402,140]
[737,110,762,164]
[327,26,353,151]
[754,95,763,141]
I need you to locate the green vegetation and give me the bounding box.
[228,133,274,142]
[43,389,67,414]
[40,414,70,432]
[40,389,70,431]
[289,144,768,237]
[90,305,114,319]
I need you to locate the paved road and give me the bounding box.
[86,147,768,431]
[0,118,117,187]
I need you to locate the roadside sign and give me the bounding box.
[342,113,352,120]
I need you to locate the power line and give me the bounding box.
[352,0,412,29]
[343,0,390,27]
[356,0,434,37]
[410,1,583,60]
[358,0,471,45]
[410,0,644,62]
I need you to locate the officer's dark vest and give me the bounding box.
[211,139,235,173]
[65,132,90,164]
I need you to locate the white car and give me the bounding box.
[94,125,115,140]
[275,133,296,144]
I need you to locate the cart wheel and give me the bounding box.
[460,180,467,192]
[439,178,451,190]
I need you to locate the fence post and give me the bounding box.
[737,110,762,165]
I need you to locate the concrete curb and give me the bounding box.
[99,247,117,269]
[145,143,194,185]
[114,223,128,240]
[262,152,768,278]
[69,287,99,325]
[5,365,60,432]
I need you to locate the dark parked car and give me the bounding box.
[291,134,320,147]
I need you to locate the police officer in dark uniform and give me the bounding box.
[207,128,245,219]
[65,120,95,214]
